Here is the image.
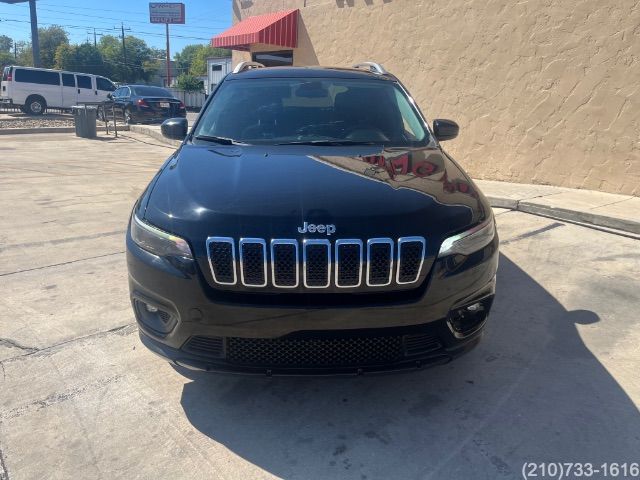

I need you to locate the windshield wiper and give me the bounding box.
[275,140,382,146]
[194,135,248,146]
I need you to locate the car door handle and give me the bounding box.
[77,88,80,94]
[95,90,98,95]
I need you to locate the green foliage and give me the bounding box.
[98,35,162,83]
[175,44,230,76]
[0,51,14,69]
[175,73,203,92]
[174,44,202,76]
[39,26,69,68]
[0,35,12,53]
[15,41,33,67]
[55,43,107,76]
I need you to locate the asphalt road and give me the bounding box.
[1,133,639,480]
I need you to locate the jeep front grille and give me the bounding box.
[206,236,426,290]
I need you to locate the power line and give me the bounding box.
[35,7,230,31]
[0,10,228,35]
[37,1,231,23]
[0,18,221,41]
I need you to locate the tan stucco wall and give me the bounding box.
[231,0,640,195]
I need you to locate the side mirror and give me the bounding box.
[433,119,459,141]
[106,93,113,100]
[161,118,188,141]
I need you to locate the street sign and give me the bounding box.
[149,3,185,24]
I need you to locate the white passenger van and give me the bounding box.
[1,65,116,115]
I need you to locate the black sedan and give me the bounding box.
[99,85,186,124]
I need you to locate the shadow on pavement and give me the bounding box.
[179,253,640,479]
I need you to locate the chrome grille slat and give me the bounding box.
[366,238,394,287]
[397,237,427,284]
[239,238,267,287]
[271,239,299,288]
[206,236,426,290]
[335,239,363,288]
[303,239,331,288]
[206,237,237,285]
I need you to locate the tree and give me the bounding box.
[98,35,159,83]
[176,73,203,92]
[175,44,230,77]
[39,26,69,68]
[0,52,14,69]
[15,41,32,67]
[189,46,230,76]
[0,35,12,53]
[55,43,106,76]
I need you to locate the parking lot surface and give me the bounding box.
[1,133,639,480]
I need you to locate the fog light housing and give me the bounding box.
[133,298,178,336]
[447,296,494,337]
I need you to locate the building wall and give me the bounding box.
[230,0,639,196]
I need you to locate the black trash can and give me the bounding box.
[71,105,98,138]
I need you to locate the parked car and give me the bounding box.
[127,61,499,375]
[0,65,115,115]
[99,85,186,124]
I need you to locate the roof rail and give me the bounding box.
[353,62,388,75]
[232,61,265,74]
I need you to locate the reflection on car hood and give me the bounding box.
[143,144,489,248]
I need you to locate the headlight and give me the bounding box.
[130,215,193,259]
[438,216,496,258]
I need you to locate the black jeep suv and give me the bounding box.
[126,62,499,375]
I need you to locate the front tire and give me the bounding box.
[124,108,135,125]
[25,96,46,116]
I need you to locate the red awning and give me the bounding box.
[212,9,298,51]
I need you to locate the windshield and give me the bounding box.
[131,86,172,97]
[193,78,430,146]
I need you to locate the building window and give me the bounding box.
[212,64,223,72]
[252,50,293,67]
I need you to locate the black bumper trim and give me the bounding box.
[139,328,481,376]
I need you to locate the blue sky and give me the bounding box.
[0,0,232,57]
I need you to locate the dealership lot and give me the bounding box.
[1,134,639,480]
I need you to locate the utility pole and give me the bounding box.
[93,28,97,47]
[28,0,40,66]
[165,23,171,87]
[121,23,127,68]
[0,0,40,66]
[13,38,17,59]
[117,23,131,81]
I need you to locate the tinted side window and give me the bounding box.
[96,77,115,91]
[77,75,92,89]
[61,73,75,87]
[15,69,60,86]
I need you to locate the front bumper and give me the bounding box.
[127,231,498,375]
[133,107,186,123]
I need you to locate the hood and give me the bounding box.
[143,144,489,256]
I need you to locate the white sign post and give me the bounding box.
[149,3,185,87]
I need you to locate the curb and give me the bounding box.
[0,125,130,135]
[128,125,181,147]
[487,197,640,237]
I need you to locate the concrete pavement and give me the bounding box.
[0,132,639,479]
